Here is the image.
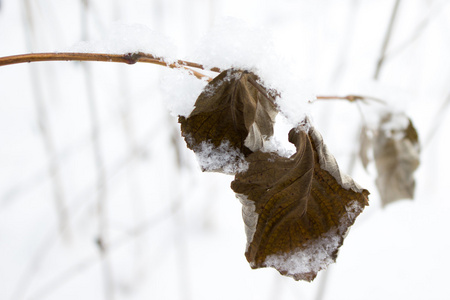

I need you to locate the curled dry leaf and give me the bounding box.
[179,69,277,173]
[231,123,369,281]
[374,112,420,206]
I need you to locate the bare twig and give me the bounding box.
[0,52,220,79]
[374,0,401,80]
[115,49,147,288]
[423,92,450,149]
[22,0,71,241]
[80,2,115,298]
[11,122,161,299]
[314,268,331,300]
[169,118,192,300]
[383,1,448,63]
[25,198,184,300]
[330,0,360,85]
[314,95,386,105]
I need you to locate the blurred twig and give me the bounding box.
[25,196,184,300]
[22,0,71,240]
[1,112,125,206]
[314,95,386,105]
[169,117,192,300]
[115,43,147,287]
[80,1,115,298]
[423,92,450,149]
[330,0,360,85]
[384,0,448,63]
[374,0,401,80]
[11,119,161,300]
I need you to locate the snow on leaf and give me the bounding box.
[179,68,277,173]
[374,112,420,206]
[193,140,249,174]
[231,123,369,281]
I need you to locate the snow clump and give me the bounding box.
[194,140,249,175]
[160,68,208,117]
[264,200,364,280]
[263,230,340,279]
[191,17,314,125]
[68,22,178,63]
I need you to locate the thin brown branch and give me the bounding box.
[314,95,386,104]
[0,52,221,77]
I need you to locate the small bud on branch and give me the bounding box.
[0,52,221,80]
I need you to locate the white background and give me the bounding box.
[1,0,450,299]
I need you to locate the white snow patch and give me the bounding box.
[67,22,177,62]
[379,112,410,140]
[191,18,274,72]
[264,200,364,279]
[345,200,364,221]
[191,17,313,125]
[264,229,341,278]
[260,135,295,158]
[195,140,249,174]
[160,68,208,117]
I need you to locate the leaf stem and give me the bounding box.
[314,95,386,105]
[0,52,220,80]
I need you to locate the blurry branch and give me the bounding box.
[80,2,115,298]
[118,56,147,289]
[314,268,331,300]
[81,0,107,34]
[314,114,363,300]
[314,95,386,105]
[22,0,71,240]
[1,82,155,205]
[1,112,116,206]
[26,199,184,300]
[383,1,448,63]
[374,0,401,80]
[423,92,450,149]
[169,117,192,300]
[111,1,147,288]
[0,52,220,80]
[330,0,360,85]
[11,123,161,300]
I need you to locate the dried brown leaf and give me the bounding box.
[231,123,369,281]
[178,69,277,173]
[374,112,420,206]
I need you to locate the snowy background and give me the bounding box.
[1,0,450,299]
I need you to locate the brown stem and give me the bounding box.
[0,52,221,79]
[315,95,386,104]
